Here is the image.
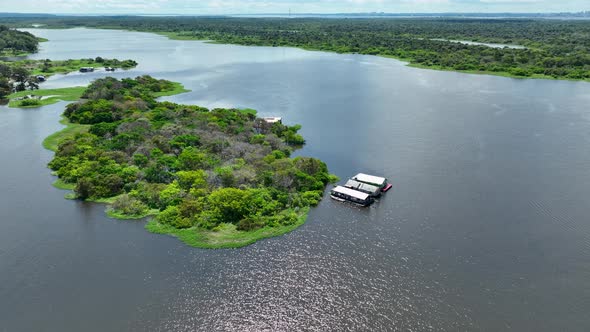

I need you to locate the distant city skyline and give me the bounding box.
[1,0,588,15]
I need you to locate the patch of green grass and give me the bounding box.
[8,86,86,108]
[405,62,579,81]
[0,50,29,56]
[42,117,90,152]
[239,108,258,116]
[152,82,190,98]
[88,196,121,204]
[155,31,205,41]
[52,179,76,190]
[145,208,309,249]
[106,208,160,220]
[64,193,77,200]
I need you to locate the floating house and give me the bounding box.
[352,173,392,192]
[330,186,374,207]
[344,179,382,197]
[263,117,282,124]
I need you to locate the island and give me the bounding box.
[47,75,337,249]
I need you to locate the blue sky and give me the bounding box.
[2,0,588,14]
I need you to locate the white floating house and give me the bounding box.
[330,186,374,206]
[262,117,282,124]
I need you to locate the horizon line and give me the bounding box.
[1,11,589,16]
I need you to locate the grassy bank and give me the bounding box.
[154,29,590,82]
[8,86,86,108]
[0,50,29,56]
[146,208,309,249]
[152,82,190,97]
[52,179,76,190]
[42,116,90,151]
[106,208,159,220]
[405,62,573,81]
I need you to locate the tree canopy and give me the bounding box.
[49,76,334,237]
[0,25,39,55]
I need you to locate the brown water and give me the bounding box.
[1,28,590,331]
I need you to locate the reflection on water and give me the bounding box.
[1,28,589,332]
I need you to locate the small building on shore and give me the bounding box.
[263,117,282,124]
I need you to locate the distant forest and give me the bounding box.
[4,16,590,80]
[0,25,39,55]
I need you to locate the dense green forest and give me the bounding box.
[0,25,39,55]
[48,75,335,248]
[4,17,590,80]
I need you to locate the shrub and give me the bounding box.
[237,217,266,231]
[19,98,41,107]
[112,194,148,216]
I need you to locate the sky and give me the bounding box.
[0,0,588,15]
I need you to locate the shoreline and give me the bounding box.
[145,207,310,249]
[20,26,589,83]
[153,30,590,84]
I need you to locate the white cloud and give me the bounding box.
[2,0,587,14]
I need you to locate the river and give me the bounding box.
[1,28,590,331]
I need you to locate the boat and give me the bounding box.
[352,173,392,192]
[330,186,374,207]
[79,67,95,73]
[344,179,382,197]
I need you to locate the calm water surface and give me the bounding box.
[1,28,590,331]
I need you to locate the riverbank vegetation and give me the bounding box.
[47,75,334,248]
[5,17,590,81]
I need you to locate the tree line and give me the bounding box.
[3,17,590,80]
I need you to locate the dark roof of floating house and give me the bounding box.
[345,179,381,194]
